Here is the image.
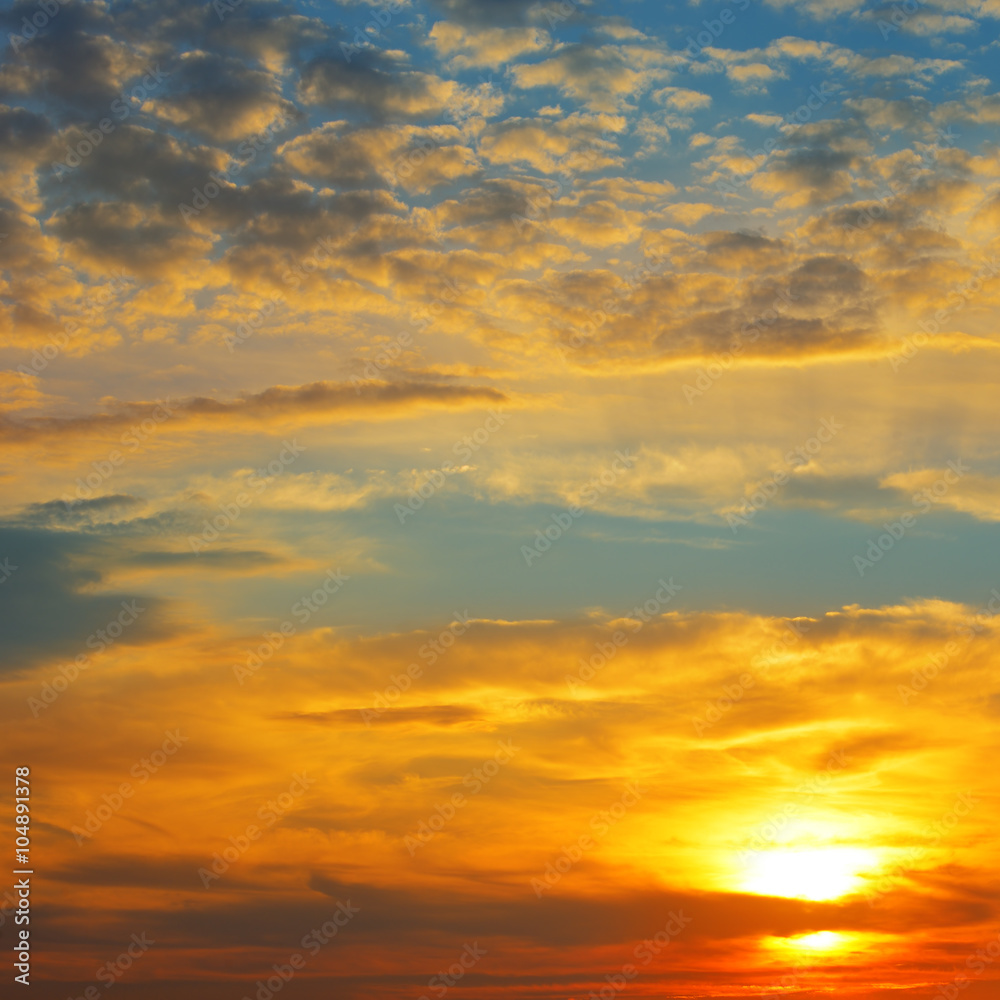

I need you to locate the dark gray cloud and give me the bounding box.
[0,1,129,112]
[21,494,147,526]
[0,379,509,444]
[148,50,300,140]
[126,548,285,569]
[40,858,996,947]
[0,104,52,159]
[298,51,460,121]
[0,528,169,671]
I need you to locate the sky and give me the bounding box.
[1,0,999,996]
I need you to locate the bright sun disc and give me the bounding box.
[741,848,875,901]
[790,931,842,951]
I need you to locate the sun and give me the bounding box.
[741,847,875,901]
[785,931,842,951]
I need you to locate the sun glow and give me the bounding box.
[741,848,876,901]
[789,931,843,951]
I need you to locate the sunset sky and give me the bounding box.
[1,0,1000,996]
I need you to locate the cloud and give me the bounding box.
[880,469,1000,522]
[867,5,978,34]
[0,103,53,165]
[124,548,288,572]
[478,112,624,174]
[282,704,484,726]
[146,50,299,141]
[298,52,479,120]
[279,122,481,193]
[428,21,551,68]
[0,2,144,112]
[5,597,998,987]
[0,380,510,446]
[0,527,169,671]
[491,231,888,368]
[652,86,712,111]
[704,35,963,86]
[510,44,679,112]
[49,201,214,279]
[20,494,147,525]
